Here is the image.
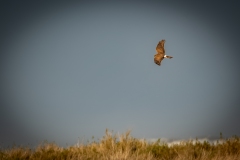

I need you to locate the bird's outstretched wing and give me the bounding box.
[156,40,165,54]
[154,40,165,65]
[154,53,164,65]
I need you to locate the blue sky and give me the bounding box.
[1,1,240,147]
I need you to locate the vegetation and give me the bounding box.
[1,129,240,160]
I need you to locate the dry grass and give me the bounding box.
[1,129,240,160]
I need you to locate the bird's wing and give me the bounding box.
[156,40,165,55]
[154,53,164,66]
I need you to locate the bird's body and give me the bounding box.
[154,40,173,66]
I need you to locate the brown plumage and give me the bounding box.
[154,40,173,66]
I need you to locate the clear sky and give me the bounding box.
[1,1,240,147]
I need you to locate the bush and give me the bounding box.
[1,130,240,160]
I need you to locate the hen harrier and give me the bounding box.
[154,40,173,66]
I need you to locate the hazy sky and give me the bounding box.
[1,1,240,147]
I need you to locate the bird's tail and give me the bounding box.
[164,55,173,59]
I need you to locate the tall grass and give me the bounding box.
[1,129,240,160]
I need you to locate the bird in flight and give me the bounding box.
[154,40,173,66]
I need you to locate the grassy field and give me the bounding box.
[1,129,240,160]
